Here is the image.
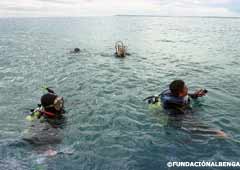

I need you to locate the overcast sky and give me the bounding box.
[0,0,240,17]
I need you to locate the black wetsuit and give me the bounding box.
[160,89,198,115]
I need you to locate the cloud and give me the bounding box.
[36,0,79,5]
[0,0,239,17]
[36,0,72,4]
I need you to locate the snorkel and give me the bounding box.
[42,86,55,94]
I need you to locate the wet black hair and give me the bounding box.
[169,80,185,96]
[41,93,57,108]
[74,48,80,53]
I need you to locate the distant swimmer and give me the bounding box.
[114,41,130,57]
[70,48,81,54]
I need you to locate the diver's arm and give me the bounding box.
[186,128,227,138]
[189,89,208,99]
[188,93,198,99]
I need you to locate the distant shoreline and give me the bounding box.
[0,15,239,19]
[115,15,240,19]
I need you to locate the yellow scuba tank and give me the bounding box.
[148,100,162,111]
[144,95,162,111]
[26,107,42,122]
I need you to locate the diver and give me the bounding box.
[144,79,207,114]
[23,87,66,146]
[70,48,81,54]
[160,79,207,115]
[144,80,227,138]
[114,41,130,57]
[21,87,68,155]
[26,87,66,128]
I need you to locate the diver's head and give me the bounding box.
[41,93,64,113]
[115,41,126,57]
[116,47,126,57]
[74,48,80,53]
[169,80,188,97]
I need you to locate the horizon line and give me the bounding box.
[115,14,240,18]
[0,15,239,19]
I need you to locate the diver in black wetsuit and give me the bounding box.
[26,87,66,128]
[23,88,66,145]
[145,80,227,138]
[40,91,66,128]
[160,80,226,137]
[160,80,207,115]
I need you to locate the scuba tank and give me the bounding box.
[26,105,43,122]
[143,95,162,110]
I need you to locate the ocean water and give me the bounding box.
[0,16,240,170]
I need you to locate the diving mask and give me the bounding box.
[45,96,64,111]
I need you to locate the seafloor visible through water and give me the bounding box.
[0,16,240,170]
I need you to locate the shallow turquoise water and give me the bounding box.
[0,16,240,170]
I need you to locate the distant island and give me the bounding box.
[114,15,240,19]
